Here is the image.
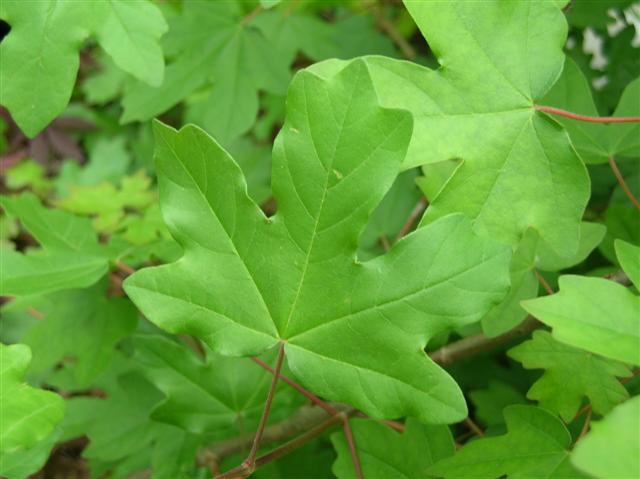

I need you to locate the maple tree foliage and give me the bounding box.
[0,1,639,479]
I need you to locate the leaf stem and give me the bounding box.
[214,409,355,479]
[535,105,640,123]
[535,270,554,296]
[608,156,640,210]
[463,417,485,437]
[576,408,592,443]
[231,342,285,477]
[250,356,363,478]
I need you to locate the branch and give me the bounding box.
[535,105,640,123]
[429,272,630,367]
[395,198,427,241]
[373,6,416,59]
[608,156,640,210]
[429,315,541,366]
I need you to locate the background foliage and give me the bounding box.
[0,1,639,478]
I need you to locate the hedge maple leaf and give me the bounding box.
[125,60,510,423]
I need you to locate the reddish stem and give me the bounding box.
[608,156,640,210]
[244,342,285,473]
[463,417,485,437]
[535,105,640,123]
[576,408,592,443]
[250,356,363,479]
[250,357,338,416]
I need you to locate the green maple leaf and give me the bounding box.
[521,274,640,366]
[428,405,588,479]
[508,331,631,421]
[132,335,300,437]
[21,281,138,389]
[615,239,640,290]
[0,0,167,137]
[121,1,289,145]
[0,427,61,479]
[0,193,109,296]
[311,0,589,257]
[331,419,454,479]
[124,60,511,424]
[572,396,640,479]
[0,344,64,453]
[542,59,640,164]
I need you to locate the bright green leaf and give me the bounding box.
[311,0,589,257]
[125,61,511,424]
[615,239,640,290]
[0,344,64,453]
[572,396,640,479]
[522,275,640,365]
[0,0,166,137]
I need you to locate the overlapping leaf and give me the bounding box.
[0,193,109,295]
[133,335,299,438]
[522,275,640,365]
[508,331,631,420]
[22,282,138,388]
[125,60,511,424]
[332,419,454,479]
[0,0,167,137]
[428,405,588,479]
[311,0,589,257]
[122,1,289,145]
[0,344,64,453]
[542,58,640,163]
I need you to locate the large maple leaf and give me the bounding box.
[125,60,510,423]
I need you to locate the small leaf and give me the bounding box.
[0,193,108,295]
[522,275,640,365]
[508,331,631,421]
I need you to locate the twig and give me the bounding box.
[199,404,352,471]
[576,408,592,443]
[241,5,262,26]
[608,156,640,210]
[429,316,541,366]
[535,105,640,123]
[535,270,554,296]
[463,417,485,437]
[114,260,135,276]
[373,6,416,59]
[395,198,427,241]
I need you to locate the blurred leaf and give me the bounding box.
[332,419,454,478]
[0,193,108,295]
[4,159,52,196]
[468,381,527,428]
[508,331,631,421]
[615,239,640,289]
[0,344,64,452]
